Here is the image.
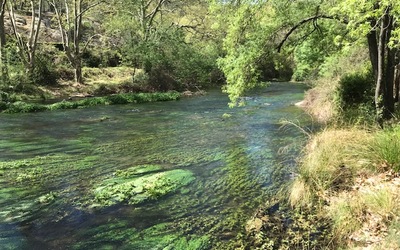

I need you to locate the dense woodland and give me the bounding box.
[2,0,400,249]
[0,0,400,122]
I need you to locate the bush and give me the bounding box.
[82,50,102,67]
[334,71,375,123]
[93,84,118,96]
[0,101,7,111]
[32,53,59,86]
[82,49,121,68]
[336,71,374,107]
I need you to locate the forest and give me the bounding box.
[1,0,400,249]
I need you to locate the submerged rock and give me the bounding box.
[93,166,195,207]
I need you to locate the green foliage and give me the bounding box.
[82,49,121,68]
[336,71,375,108]
[47,100,79,110]
[334,70,376,124]
[2,43,30,91]
[31,45,60,86]
[121,28,219,91]
[216,3,273,104]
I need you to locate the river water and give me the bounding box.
[0,82,310,249]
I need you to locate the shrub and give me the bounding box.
[32,53,59,86]
[336,71,374,108]
[93,84,118,96]
[0,101,8,111]
[77,97,107,107]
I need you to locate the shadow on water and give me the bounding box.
[0,82,312,249]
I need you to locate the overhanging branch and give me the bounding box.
[277,15,344,52]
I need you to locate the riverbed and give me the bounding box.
[0,82,310,249]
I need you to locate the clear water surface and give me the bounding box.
[0,82,311,249]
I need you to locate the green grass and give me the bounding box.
[369,126,400,172]
[1,92,181,113]
[289,128,373,207]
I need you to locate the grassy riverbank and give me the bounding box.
[0,67,187,113]
[245,73,400,248]
[290,126,400,249]
[285,72,400,248]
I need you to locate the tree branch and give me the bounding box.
[277,15,344,52]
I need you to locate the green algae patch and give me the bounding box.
[93,168,195,207]
[2,92,181,113]
[0,154,98,183]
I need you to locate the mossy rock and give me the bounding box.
[93,167,195,207]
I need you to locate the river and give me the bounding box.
[0,82,310,249]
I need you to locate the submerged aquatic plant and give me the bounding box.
[2,92,181,113]
[93,167,195,207]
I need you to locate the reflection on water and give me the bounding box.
[0,83,311,249]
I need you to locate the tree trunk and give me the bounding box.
[383,15,395,118]
[27,0,43,74]
[0,0,7,82]
[74,57,82,84]
[375,8,389,124]
[73,0,83,84]
[394,64,400,102]
[0,0,5,47]
[367,29,378,81]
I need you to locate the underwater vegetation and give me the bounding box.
[93,165,195,207]
[0,83,310,249]
[0,92,181,113]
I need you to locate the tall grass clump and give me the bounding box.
[290,126,400,248]
[289,128,373,208]
[368,127,400,172]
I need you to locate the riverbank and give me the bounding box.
[290,126,400,249]
[247,80,400,249]
[0,67,205,113]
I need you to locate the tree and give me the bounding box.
[333,1,400,121]
[0,0,7,82]
[218,0,400,122]
[8,0,43,75]
[104,0,220,90]
[50,0,103,84]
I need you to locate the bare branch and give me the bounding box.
[77,0,105,18]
